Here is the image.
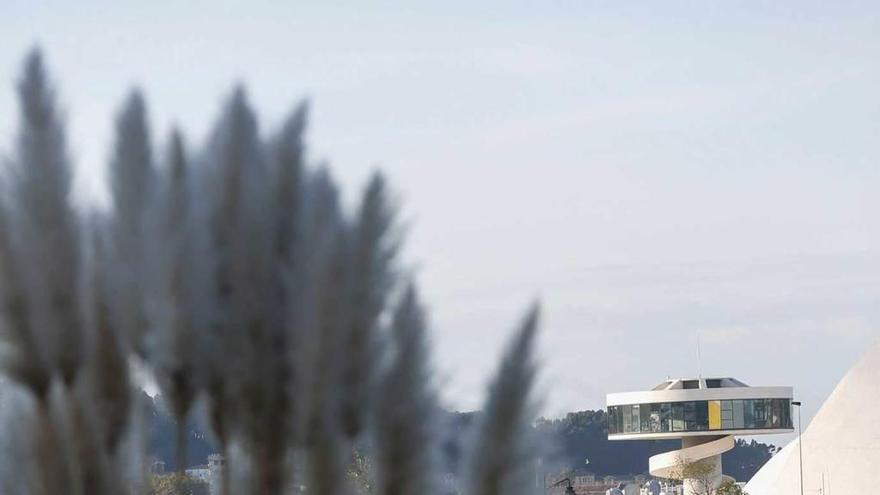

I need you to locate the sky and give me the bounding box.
[2,1,880,443]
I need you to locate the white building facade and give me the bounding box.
[607,377,793,495]
[746,341,880,495]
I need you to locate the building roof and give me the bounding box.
[650,377,748,391]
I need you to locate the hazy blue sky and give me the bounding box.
[2,1,880,439]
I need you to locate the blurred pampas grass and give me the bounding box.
[0,47,544,495]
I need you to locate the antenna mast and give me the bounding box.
[697,332,702,379]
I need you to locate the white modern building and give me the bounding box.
[746,340,880,495]
[185,453,225,495]
[607,377,793,495]
[185,465,212,483]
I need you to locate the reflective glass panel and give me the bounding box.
[660,403,672,432]
[672,403,684,431]
[721,400,734,429]
[641,404,652,432]
[631,405,640,432]
[684,401,697,430]
[609,398,792,434]
[650,403,661,432]
[733,400,744,429]
[744,399,754,428]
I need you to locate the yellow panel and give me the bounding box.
[708,400,721,430]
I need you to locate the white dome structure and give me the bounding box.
[746,341,880,495]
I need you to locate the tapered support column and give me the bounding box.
[681,437,723,495]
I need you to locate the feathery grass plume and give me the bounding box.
[22,222,133,495]
[2,49,93,495]
[308,420,352,495]
[65,375,126,495]
[287,168,337,447]
[202,87,285,494]
[269,108,308,454]
[465,304,540,495]
[0,382,32,495]
[151,130,204,473]
[0,381,69,495]
[200,89,252,491]
[82,223,132,456]
[375,284,438,495]
[291,169,355,495]
[26,384,76,495]
[294,169,350,443]
[202,87,258,445]
[0,46,556,495]
[228,102,310,494]
[271,101,308,263]
[0,201,51,399]
[340,172,398,439]
[269,102,308,437]
[108,90,156,356]
[223,97,288,495]
[11,48,84,387]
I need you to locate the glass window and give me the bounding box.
[660,403,672,432]
[631,405,640,433]
[781,399,792,428]
[683,380,700,389]
[696,401,709,430]
[752,399,767,428]
[721,400,734,429]
[650,403,661,432]
[744,399,754,428]
[672,403,684,431]
[608,406,616,434]
[770,399,782,428]
[641,404,652,432]
[706,379,722,388]
[608,407,618,434]
[733,400,744,429]
[610,398,792,435]
[684,401,697,430]
[721,400,733,417]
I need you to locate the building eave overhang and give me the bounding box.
[608,428,794,441]
[606,386,793,406]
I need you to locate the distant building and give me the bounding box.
[607,377,793,495]
[185,465,211,484]
[150,459,166,475]
[208,453,224,470]
[179,453,225,495]
[574,474,595,486]
[206,454,224,495]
